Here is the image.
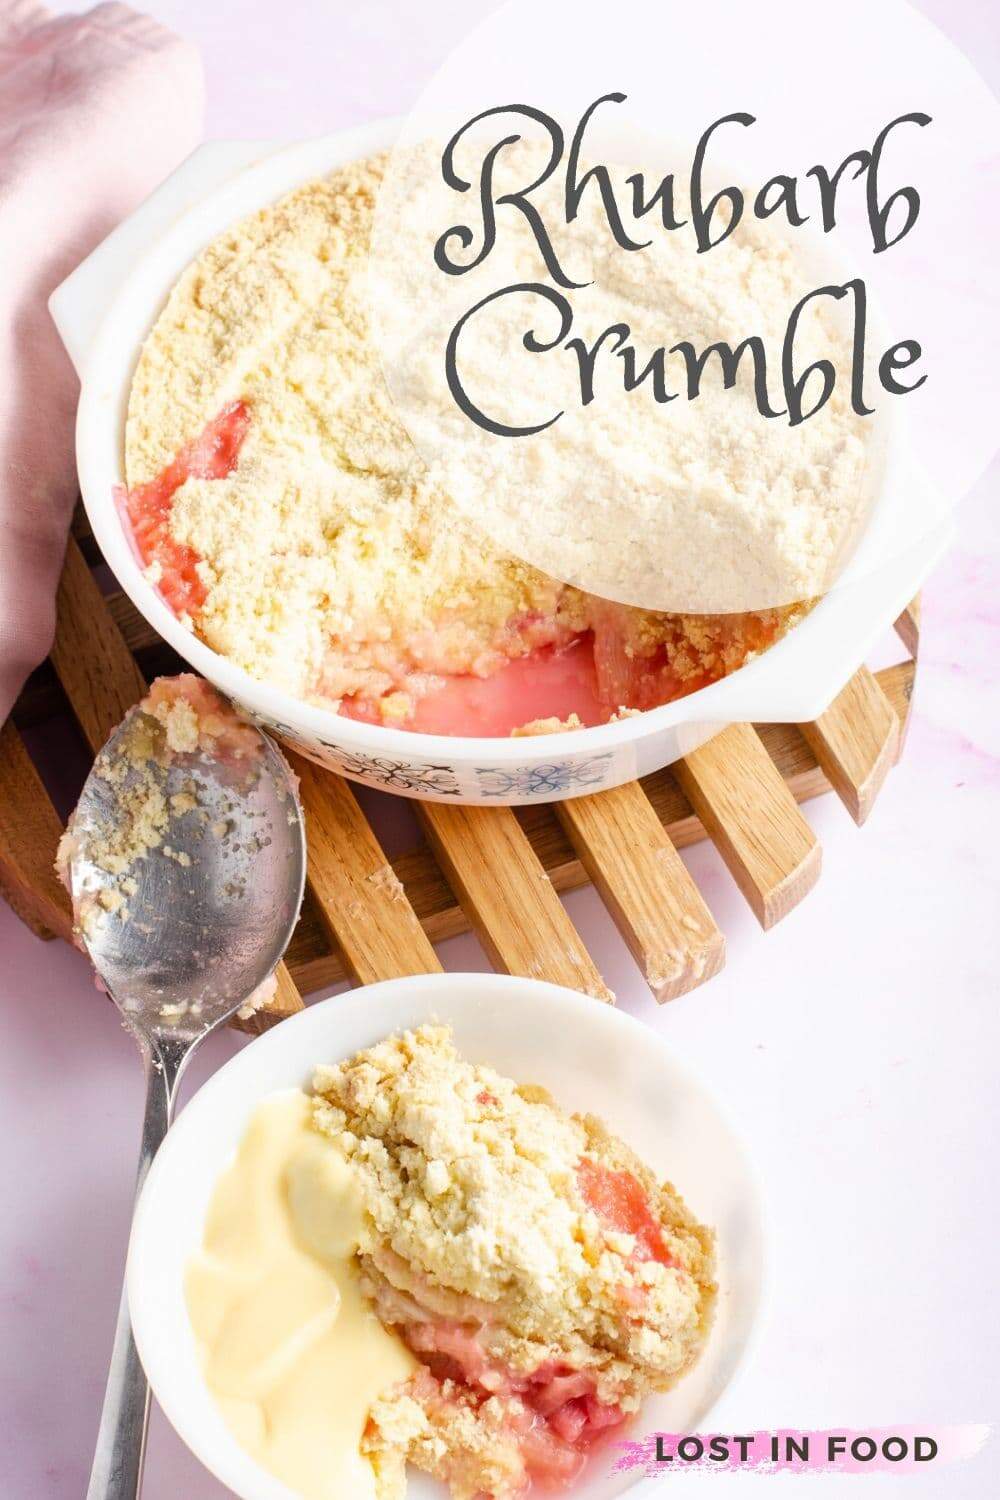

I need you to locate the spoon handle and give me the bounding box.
[87,1037,190,1500]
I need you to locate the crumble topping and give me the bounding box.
[56,711,171,938]
[144,674,263,762]
[312,1025,715,1498]
[511,714,585,736]
[374,138,874,618]
[125,154,805,733]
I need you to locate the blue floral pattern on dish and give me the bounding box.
[316,744,462,796]
[474,754,613,798]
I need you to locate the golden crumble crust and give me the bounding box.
[312,1027,715,1398]
[312,1026,715,1498]
[126,154,801,724]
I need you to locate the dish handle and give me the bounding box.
[48,141,276,378]
[695,517,950,726]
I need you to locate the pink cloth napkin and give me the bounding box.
[0,0,203,724]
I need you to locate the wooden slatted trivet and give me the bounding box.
[1,512,920,1020]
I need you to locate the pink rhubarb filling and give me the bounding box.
[121,400,251,618]
[143,674,263,765]
[122,401,763,736]
[576,1158,677,1269]
[396,1326,627,1492]
[339,636,611,735]
[366,1156,689,1493]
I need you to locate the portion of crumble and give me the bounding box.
[312,1025,715,1499]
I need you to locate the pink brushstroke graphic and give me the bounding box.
[613,1425,991,1475]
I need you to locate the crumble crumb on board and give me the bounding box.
[54,675,261,941]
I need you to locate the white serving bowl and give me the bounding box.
[127,972,767,1500]
[51,123,950,805]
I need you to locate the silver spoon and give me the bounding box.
[64,701,306,1500]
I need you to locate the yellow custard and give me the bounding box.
[185,1090,415,1500]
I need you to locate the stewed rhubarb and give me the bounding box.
[576,1157,677,1268]
[121,400,251,617]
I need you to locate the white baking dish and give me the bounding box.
[50,122,950,805]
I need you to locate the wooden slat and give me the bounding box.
[47,539,304,1021]
[892,593,921,760]
[894,594,921,656]
[268,659,915,994]
[674,724,821,929]
[798,667,900,825]
[419,803,613,1002]
[108,589,160,655]
[50,537,146,750]
[6,647,916,997]
[3,510,920,1015]
[0,722,73,942]
[294,756,442,986]
[71,500,94,541]
[555,782,724,1001]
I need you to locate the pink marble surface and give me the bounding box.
[2,3,999,1497]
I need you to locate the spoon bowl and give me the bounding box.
[68,705,306,1042]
